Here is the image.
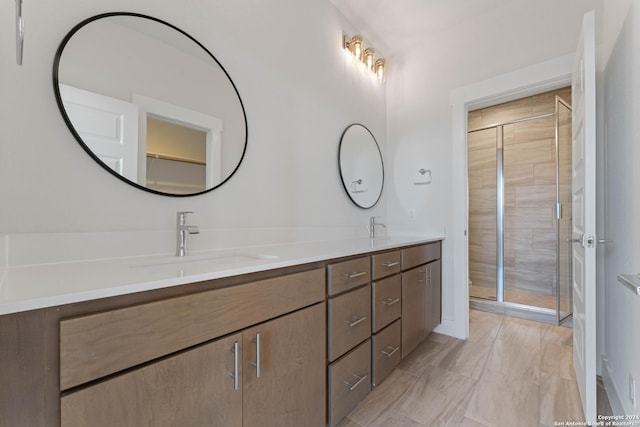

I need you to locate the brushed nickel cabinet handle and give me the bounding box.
[345,315,368,328]
[344,374,367,391]
[383,261,399,267]
[381,345,399,358]
[250,333,261,378]
[382,297,400,306]
[345,271,367,279]
[229,341,239,390]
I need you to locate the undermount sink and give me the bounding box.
[129,252,279,268]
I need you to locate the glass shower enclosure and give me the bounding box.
[468,95,573,324]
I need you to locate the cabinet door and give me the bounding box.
[243,303,326,427]
[401,266,427,358]
[61,333,242,427]
[426,259,442,333]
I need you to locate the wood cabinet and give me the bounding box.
[0,239,442,427]
[327,256,371,295]
[372,274,401,333]
[328,339,371,427]
[371,250,401,280]
[372,319,401,386]
[60,269,326,427]
[61,333,244,427]
[401,265,428,358]
[242,303,326,427]
[426,259,442,333]
[328,285,371,362]
[400,242,442,359]
[62,302,326,427]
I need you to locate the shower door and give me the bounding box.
[468,92,573,322]
[502,115,558,310]
[556,96,573,323]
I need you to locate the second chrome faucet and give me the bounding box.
[369,216,386,239]
[176,211,200,257]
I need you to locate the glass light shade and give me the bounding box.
[375,59,385,81]
[364,48,375,71]
[350,35,363,60]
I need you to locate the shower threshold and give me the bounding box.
[470,297,572,326]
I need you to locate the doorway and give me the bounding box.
[467,87,573,324]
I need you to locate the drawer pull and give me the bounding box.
[382,297,400,306]
[344,271,367,279]
[381,345,400,358]
[344,374,368,391]
[250,333,261,378]
[345,315,368,328]
[229,341,240,390]
[383,261,399,267]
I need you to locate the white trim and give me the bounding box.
[449,54,573,340]
[132,94,223,188]
[602,356,625,415]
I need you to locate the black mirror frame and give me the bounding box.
[338,123,384,209]
[52,12,248,197]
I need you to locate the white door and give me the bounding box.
[571,10,597,425]
[60,84,139,182]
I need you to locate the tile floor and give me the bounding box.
[337,309,584,427]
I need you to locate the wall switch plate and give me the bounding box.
[408,209,416,221]
[630,375,637,408]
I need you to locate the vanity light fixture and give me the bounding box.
[343,34,386,82]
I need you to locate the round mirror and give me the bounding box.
[338,124,384,209]
[53,13,247,196]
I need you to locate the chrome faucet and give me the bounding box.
[176,211,199,257]
[369,216,386,239]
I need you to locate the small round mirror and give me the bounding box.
[53,13,247,196]
[338,124,384,209]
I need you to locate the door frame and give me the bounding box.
[449,54,573,339]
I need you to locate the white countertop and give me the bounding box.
[0,235,442,315]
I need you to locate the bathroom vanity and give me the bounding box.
[0,237,441,427]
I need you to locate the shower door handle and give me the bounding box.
[566,238,581,243]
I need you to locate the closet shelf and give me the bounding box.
[146,152,205,166]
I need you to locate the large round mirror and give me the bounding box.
[53,13,247,196]
[338,124,384,209]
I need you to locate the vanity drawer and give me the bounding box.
[327,256,371,296]
[328,339,372,427]
[372,274,401,333]
[372,320,401,387]
[328,285,371,362]
[60,268,325,391]
[401,241,441,270]
[371,250,401,280]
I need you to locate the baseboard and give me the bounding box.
[602,356,626,415]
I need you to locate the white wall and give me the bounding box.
[601,0,640,415]
[0,0,386,236]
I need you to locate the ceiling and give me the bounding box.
[330,0,513,54]
[329,0,601,69]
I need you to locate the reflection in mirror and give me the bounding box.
[53,13,247,196]
[338,124,384,209]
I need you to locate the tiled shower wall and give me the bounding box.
[468,87,571,297]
